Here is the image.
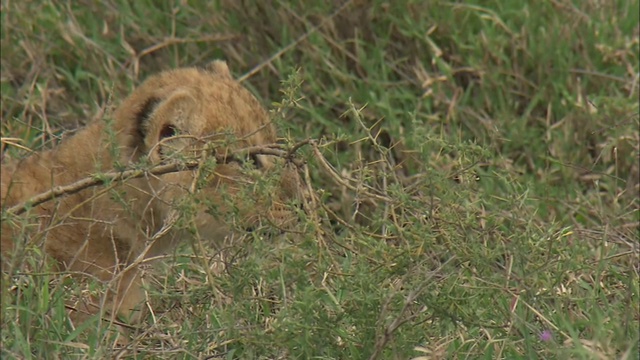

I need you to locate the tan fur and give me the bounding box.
[1,61,300,323]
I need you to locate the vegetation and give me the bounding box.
[1,1,638,359]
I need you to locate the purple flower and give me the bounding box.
[539,329,552,342]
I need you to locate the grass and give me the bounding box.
[1,0,638,359]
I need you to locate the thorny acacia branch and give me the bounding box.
[4,138,395,220]
[4,143,307,217]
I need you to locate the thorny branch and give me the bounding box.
[4,143,307,217]
[4,137,399,229]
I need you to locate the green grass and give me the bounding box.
[1,0,638,359]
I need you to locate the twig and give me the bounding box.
[309,140,393,203]
[5,145,301,216]
[286,138,312,160]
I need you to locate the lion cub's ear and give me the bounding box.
[206,60,233,80]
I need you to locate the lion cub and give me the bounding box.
[1,61,300,324]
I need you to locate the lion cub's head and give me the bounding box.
[111,61,300,245]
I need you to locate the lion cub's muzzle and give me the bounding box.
[191,153,304,238]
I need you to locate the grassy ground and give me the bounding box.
[1,0,638,359]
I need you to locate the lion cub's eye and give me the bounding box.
[249,153,263,169]
[157,124,178,160]
[159,124,177,140]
